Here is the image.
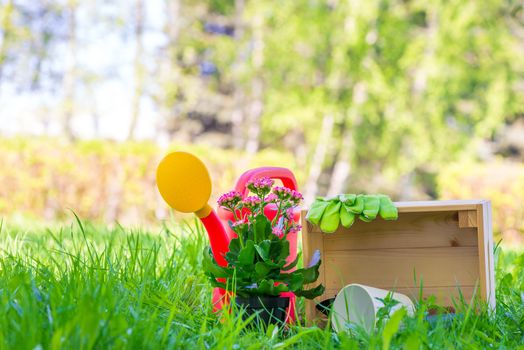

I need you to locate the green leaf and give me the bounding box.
[282,252,301,271]
[202,248,230,278]
[253,214,271,243]
[276,239,290,261]
[305,199,330,225]
[227,237,242,258]
[286,273,304,291]
[254,261,272,279]
[294,256,321,284]
[229,237,241,251]
[382,308,406,350]
[252,279,288,296]
[254,240,271,260]
[237,240,255,266]
[319,201,341,233]
[295,284,325,299]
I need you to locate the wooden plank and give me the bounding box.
[476,201,496,310]
[303,200,489,215]
[323,247,480,290]
[486,201,496,310]
[475,204,488,303]
[301,216,326,323]
[459,210,478,228]
[394,200,487,212]
[319,211,478,250]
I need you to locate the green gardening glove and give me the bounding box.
[320,200,342,233]
[338,194,356,205]
[346,194,364,214]
[340,205,356,228]
[305,198,330,225]
[360,195,380,222]
[378,195,398,220]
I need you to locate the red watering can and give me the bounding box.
[156,152,299,322]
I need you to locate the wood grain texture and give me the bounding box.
[323,247,479,288]
[394,200,488,212]
[301,217,326,323]
[459,210,478,228]
[319,211,478,250]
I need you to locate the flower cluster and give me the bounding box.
[243,196,262,212]
[290,190,303,205]
[273,186,291,200]
[217,176,303,240]
[217,191,242,210]
[247,177,274,197]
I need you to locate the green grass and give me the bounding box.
[1,217,524,349]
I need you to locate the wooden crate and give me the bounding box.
[302,200,495,323]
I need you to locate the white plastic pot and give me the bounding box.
[331,283,415,333]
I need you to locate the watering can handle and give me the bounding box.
[235,167,298,197]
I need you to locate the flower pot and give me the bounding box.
[235,296,290,327]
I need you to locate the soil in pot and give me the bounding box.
[235,296,290,327]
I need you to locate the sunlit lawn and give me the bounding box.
[1,217,523,349]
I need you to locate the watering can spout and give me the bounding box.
[156,152,230,267]
[195,204,231,266]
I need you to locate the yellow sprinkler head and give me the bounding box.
[156,151,212,215]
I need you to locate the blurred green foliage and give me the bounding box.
[165,0,524,197]
[0,137,303,225]
[439,160,524,244]
[4,136,524,243]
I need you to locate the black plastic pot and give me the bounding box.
[235,296,290,327]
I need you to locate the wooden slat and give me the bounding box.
[323,247,480,290]
[320,211,478,250]
[302,218,326,323]
[395,200,487,212]
[486,201,496,310]
[476,202,496,310]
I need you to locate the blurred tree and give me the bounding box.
[127,0,144,140]
[62,0,77,140]
[0,1,64,92]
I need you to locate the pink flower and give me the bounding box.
[272,226,284,238]
[284,207,295,219]
[290,190,303,205]
[243,196,262,211]
[264,193,278,203]
[231,218,248,230]
[273,186,292,200]
[217,190,242,209]
[247,177,274,196]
